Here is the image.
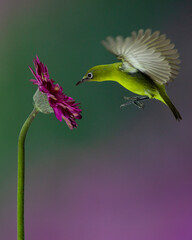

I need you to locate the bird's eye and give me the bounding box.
[87,72,93,79]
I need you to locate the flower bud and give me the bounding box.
[33,89,53,114]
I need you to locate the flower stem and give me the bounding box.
[17,108,39,240]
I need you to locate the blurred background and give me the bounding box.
[0,0,192,239]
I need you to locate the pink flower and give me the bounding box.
[29,56,82,130]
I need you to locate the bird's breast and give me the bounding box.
[114,69,157,96]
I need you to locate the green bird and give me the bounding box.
[77,29,182,121]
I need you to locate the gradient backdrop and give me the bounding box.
[1,0,192,239]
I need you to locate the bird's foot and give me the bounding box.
[120,96,149,109]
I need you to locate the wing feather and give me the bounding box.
[102,29,180,84]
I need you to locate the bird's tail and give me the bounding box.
[157,86,182,121]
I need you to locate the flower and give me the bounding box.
[29,56,82,129]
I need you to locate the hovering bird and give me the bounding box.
[77,29,182,121]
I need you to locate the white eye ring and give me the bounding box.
[87,72,93,79]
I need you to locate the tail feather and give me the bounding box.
[158,87,182,121]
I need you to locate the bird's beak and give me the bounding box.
[76,76,89,86]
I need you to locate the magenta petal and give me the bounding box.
[35,55,40,63]
[62,116,74,130]
[29,66,38,80]
[53,107,63,122]
[30,79,38,84]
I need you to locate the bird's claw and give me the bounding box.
[120,96,149,109]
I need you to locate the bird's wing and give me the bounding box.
[102,29,180,84]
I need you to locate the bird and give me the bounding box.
[77,29,182,121]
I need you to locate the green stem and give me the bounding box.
[17,108,39,240]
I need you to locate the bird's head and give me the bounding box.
[76,65,109,86]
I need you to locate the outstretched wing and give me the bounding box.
[102,29,180,84]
